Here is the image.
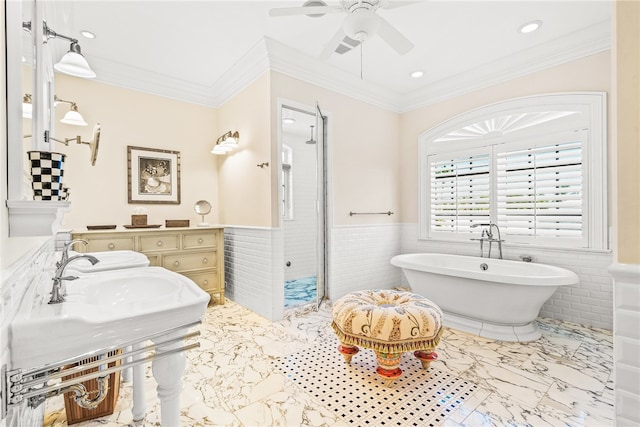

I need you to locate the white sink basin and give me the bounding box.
[65,250,150,274]
[10,266,210,369]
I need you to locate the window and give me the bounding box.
[420,93,607,250]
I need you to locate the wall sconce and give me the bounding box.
[54,96,88,126]
[211,131,240,155]
[23,21,97,78]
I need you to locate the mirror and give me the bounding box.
[194,200,212,227]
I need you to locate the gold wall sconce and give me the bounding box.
[23,94,89,127]
[54,96,88,126]
[211,131,240,155]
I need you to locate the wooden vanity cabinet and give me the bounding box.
[72,227,225,304]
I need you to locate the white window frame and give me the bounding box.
[418,92,608,251]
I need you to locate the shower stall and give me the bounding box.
[280,102,327,309]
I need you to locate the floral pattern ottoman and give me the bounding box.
[331,289,443,384]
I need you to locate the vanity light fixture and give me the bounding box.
[519,20,542,34]
[211,131,240,155]
[54,96,88,126]
[44,24,96,78]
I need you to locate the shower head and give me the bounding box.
[305,125,316,144]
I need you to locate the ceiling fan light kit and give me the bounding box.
[270,0,415,63]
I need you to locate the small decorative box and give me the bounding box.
[165,219,190,228]
[131,215,148,226]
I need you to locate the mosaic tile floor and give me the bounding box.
[284,276,317,308]
[44,300,614,426]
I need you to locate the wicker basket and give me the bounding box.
[62,349,122,424]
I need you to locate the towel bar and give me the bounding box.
[349,211,394,216]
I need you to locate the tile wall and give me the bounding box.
[223,227,284,321]
[610,263,640,425]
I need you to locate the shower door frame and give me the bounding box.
[277,99,331,310]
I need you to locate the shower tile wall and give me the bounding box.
[0,240,55,426]
[329,224,402,299]
[283,134,318,282]
[224,227,284,321]
[400,224,614,330]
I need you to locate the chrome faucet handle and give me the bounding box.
[58,275,79,281]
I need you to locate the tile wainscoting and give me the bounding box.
[400,224,614,330]
[609,263,640,425]
[223,224,403,320]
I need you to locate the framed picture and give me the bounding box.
[127,146,181,204]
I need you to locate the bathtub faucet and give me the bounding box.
[470,223,503,259]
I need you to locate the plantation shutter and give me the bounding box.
[496,141,583,240]
[430,153,491,234]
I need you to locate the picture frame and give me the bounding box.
[127,146,181,204]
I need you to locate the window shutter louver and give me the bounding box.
[430,154,491,234]
[496,141,583,240]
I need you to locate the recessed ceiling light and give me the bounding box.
[283,117,296,124]
[411,70,424,78]
[80,30,96,39]
[519,20,542,34]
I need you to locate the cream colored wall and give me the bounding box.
[52,74,219,230]
[615,0,640,264]
[216,73,273,227]
[399,51,612,224]
[270,71,401,226]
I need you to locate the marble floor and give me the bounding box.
[44,299,614,426]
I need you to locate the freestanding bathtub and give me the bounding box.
[390,253,579,342]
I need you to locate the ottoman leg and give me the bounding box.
[338,343,359,364]
[414,350,438,369]
[375,352,402,386]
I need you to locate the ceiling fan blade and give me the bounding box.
[269,6,342,17]
[319,26,347,60]
[377,16,414,55]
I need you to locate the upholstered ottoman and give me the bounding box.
[331,289,443,384]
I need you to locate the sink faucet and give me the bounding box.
[470,223,503,259]
[57,239,89,268]
[49,254,99,304]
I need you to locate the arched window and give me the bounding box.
[419,92,607,250]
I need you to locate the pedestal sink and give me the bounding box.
[65,250,150,274]
[10,266,210,425]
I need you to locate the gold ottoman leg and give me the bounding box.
[338,343,359,364]
[414,350,438,369]
[375,352,403,386]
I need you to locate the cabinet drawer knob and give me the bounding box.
[198,238,204,244]
[173,261,180,267]
[157,241,163,247]
[202,258,208,264]
[108,243,115,250]
[203,280,209,286]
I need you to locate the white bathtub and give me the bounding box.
[390,253,579,342]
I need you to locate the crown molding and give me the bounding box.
[400,20,612,113]
[86,20,611,113]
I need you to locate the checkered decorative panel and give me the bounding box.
[27,151,68,200]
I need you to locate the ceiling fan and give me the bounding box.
[270,1,415,59]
